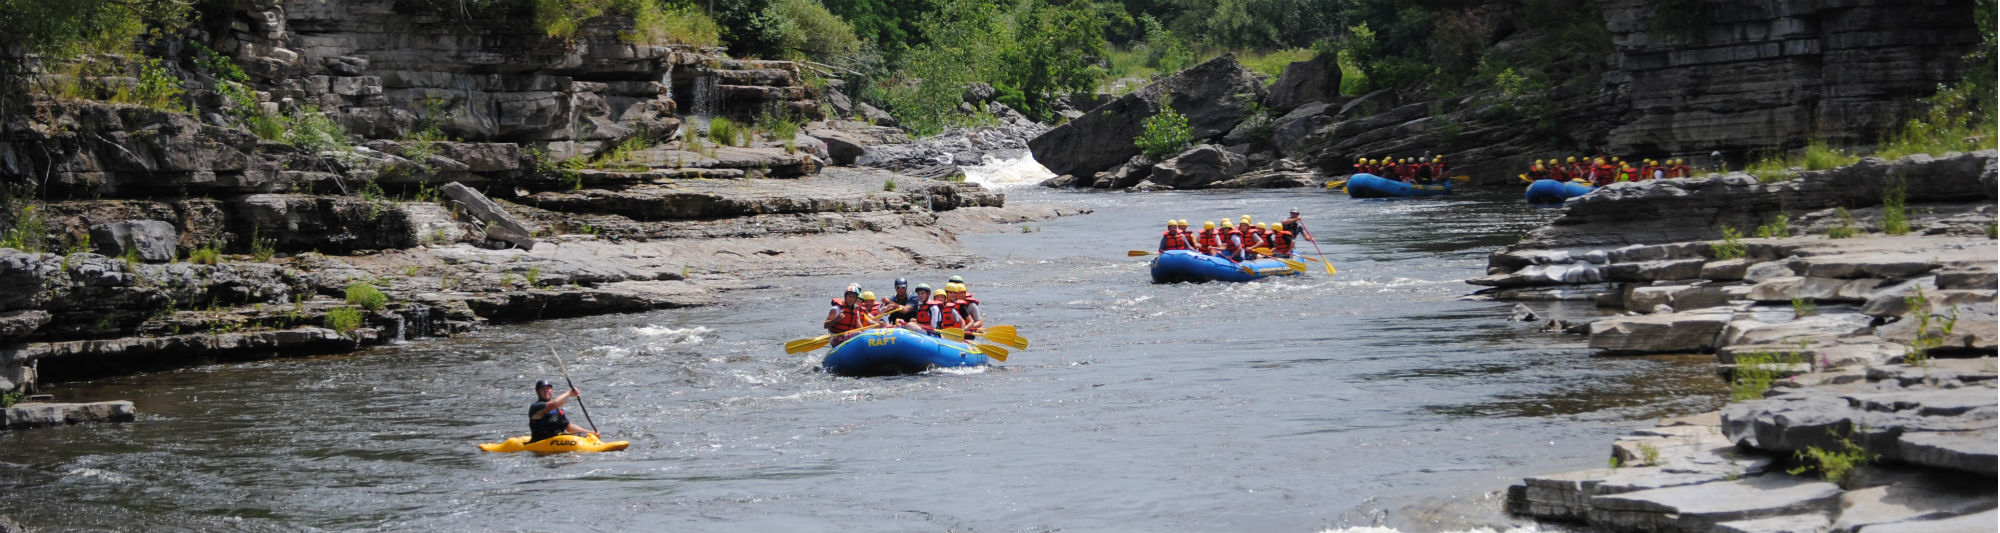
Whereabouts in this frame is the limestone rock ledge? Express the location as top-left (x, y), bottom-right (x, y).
top-left (2, 401), bottom-right (136, 429)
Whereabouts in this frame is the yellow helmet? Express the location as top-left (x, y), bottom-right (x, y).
top-left (1612, 156), bottom-right (1622, 162)
top-left (1167, 220), bottom-right (1177, 226)
top-left (860, 291), bottom-right (877, 301)
top-left (944, 282), bottom-right (966, 293)
top-left (1596, 158), bottom-right (1607, 164)
top-left (1178, 219), bottom-right (1190, 227)
top-left (1566, 156), bottom-right (1577, 163)
top-left (1534, 159), bottom-right (1543, 165)
top-left (1357, 157), bottom-right (1365, 163)
top-left (1240, 215), bottom-right (1252, 221)
top-left (1433, 155), bottom-right (1442, 161)
top-left (1203, 221), bottom-right (1216, 229)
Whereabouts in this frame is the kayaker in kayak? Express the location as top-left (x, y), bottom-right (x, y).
top-left (530, 379), bottom-right (596, 442)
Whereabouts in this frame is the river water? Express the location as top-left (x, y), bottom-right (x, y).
top-left (0, 183), bottom-right (1728, 532)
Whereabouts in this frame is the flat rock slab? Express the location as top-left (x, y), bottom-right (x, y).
top-left (1833, 480), bottom-right (1998, 533)
top-left (1589, 474), bottom-right (1841, 533)
top-left (1590, 308), bottom-right (1733, 354)
top-left (1714, 513), bottom-right (1833, 533)
top-left (1514, 466), bottom-right (1730, 522)
top-left (2, 401), bottom-right (136, 429)
top-left (1855, 508), bottom-right (1997, 533)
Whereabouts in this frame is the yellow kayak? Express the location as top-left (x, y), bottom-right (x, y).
top-left (477, 434), bottom-right (630, 454)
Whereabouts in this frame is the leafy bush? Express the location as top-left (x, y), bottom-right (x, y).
top-left (115, 57), bottom-right (185, 112)
top-left (1786, 430), bottom-right (1877, 484)
top-left (1825, 207), bottom-right (1857, 239)
top-left (288, 106), bottom-right (351, 154)
top-left (622, 0), bottom-right (723, 46)
top-left (1881, 176), bottom-right (1910, 235)
top-left (1755, 214), bottom-right (1790, 239)
top-left (1135, 100), bottom-right (1193, 160)
top-left (705, 117), bottom-right (744, 146)
top-left (1710, 226), bottom-right (1746, 260)
top-left (1731, 349), bottom-right (1802, 401)
top-left (187, 244), bottom-right (221, 265)
top-left (1, 204), bottom-right (49, 253)
top-left (773, 0), bottom-right (862, 59)
top-left (525, 266), bottom-right (543, 287)
top-left (324, 307), bottom-right (364, 334)
top-left (345, 282), bottom-right (387, 311)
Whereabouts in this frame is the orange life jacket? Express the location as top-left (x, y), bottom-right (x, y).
top-left (912, 298), bottom-right (941, 330)
top-left (828, 298), bottom-right (867, 332)
top-left (1271, 229), bottom-right (1295, 255)
top-left (1160, 230), bottom-right (1190, 251)
top-left (934, 297), bottom-right (965, 330)
top-left (1198, 229), bottom-right (1220, 251)
top-left (1222, 228), bottom-right (1244, 252)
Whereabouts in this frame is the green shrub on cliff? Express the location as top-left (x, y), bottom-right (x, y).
top-left (1, 203), bottom-right (49, 253)
top-left (345, 282), bottom-right (388, 311)
top-left (187, 244), bottom-right (221, 265)
top-left (1135, 100), bottom-right (1192, 160)
top-left (536, 0), bottom-right (721, 46)
top-left (1710, 226), bottom-right (1745, 260)
top-left (1729, 349), bottom-right (1801, 401)
top-left (324, 307), bottom-right (364, 334)
top-left (1786, 429), bottom-right (1876, 484)
top-left (1881, 177), bottom-right (1910, 236)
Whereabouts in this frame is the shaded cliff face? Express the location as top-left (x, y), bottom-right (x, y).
top-left (1596, 0), bottom-right (1985, 159)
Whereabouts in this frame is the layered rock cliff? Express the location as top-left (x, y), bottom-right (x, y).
top-left (0, 0), bottom-right (1006, 388)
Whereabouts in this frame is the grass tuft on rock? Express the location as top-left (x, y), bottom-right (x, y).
top-left (345, 282), bottom-right (388, 311)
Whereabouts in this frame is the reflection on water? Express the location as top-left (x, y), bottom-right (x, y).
top-left (0, 188), bottom-right (1727, 532)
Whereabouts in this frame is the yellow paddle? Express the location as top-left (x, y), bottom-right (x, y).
top-left (1250, 248), bottom-right (1309, 272)
top-left (942, 326), bottom-right (1029, 350)
top-left (782, 313), bottom-right (883, 354)
top-left (1451, 175), bottom-right (1471, 183)
top-left (1518, 173), bottom-right (1534, 183)
top-left (1296, 223), bottom-right (1337, 275)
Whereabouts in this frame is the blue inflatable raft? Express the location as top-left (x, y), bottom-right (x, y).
top-left (1150, 250), bottom-right (1301, 283)
top-left (1344, 173), bottom-right (1452, 198)
top-left (1525, 179), bottom-right (1594, 204)
top-left (821, 327), bottom-right (990, 377)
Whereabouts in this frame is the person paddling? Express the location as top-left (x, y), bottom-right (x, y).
top-left (530, 379), bottom-right (596, 443)
top-left (824, 284), bottom-right (873, 345)
top-left (902, 284), bottom-right (945, 335)
top-left (1198, 221), bottom-right (1221, 255)
top-left (1158, 220), bottom-right (1190, 253)
top-left (1268, 223), bottom-right (1296, 258)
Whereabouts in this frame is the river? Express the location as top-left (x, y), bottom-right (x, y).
top-left (0, 183), bottom-right (1728, 532)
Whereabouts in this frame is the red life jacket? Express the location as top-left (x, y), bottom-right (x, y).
top-left (828, 298), bottom-right (867, 331)
top-left (1271, 230), bottom-right (1295, 255)
top-left (1198, 229), bottom-right (1220, 250)
top-left (1222, 228), bottom-right (1244, 252)
top-left (934, 297), bottom-right (965, 329)
top-left (913, 299), bottom-right (940, 329)
top-left (1160, 230), bottom-right (1189, 251)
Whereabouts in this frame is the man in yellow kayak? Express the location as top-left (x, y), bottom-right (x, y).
top-left (530, 379), bottom-right (596, 443)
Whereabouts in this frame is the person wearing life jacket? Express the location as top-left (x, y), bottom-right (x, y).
top-left (1528, 159), bottom-right (1549, 181)
top-left (1618, 163), bottom-right (1638, 183)
top-left (824, 284), bottom-right (872, 338)
top-left (1352, 157), bottom-right (1367, 176)
top-left (1258, 223), bottom-right (1277, 254)
top-left (902, 284), bottom-right (944, 334)
top-left (1197, 221), bottom-right (1221, 255)
top-left (1236, 216), bottom-right (1263, 257)
top-left (941, 281), bottom-right (981, 337)
top-left (1158, 220), bottom-right (1188, 253)
top-left (1413, 158), bottom-right (1435, 183)
top-left (1432, 155), bottom-right (1447, 180)
top-left (1280, 208), bottom-right (1303, 236)
top-left (1564, 156), bottom-right (1583, 181)
top-left (1590, 158), bottom-right (1617, 187)
top-left (529, 379), bottom-right (595, 443)
top-left (1268, 222), bottom-right (1296, 258)
top-left (1220, 220), bottom-right (1247, 262)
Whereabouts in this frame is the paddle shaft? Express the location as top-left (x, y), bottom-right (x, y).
top-left (1299, 223), bottom-right (1335, 274)
top-left (551, 349), bottom-right (599, 435)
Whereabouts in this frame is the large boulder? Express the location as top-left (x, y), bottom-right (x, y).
top-left (1265, 54), bottom-right (1341, 112)
top-left (89, 220), bottom-right (179, 263)
top-left (1148, 145), bottom-right (1248, 189)
top-left (1027, 55), bottom-right (1267, 179)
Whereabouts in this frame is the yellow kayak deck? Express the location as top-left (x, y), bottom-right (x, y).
top-left (477, 434), bottom-right (630, 454)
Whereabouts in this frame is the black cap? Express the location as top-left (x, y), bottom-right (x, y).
top-left (535, 379), bottom-right (553, 389)
top-left (894, 278), bottom-right (907, 287)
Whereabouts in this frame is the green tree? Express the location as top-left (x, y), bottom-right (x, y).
top-left (1010, 0), bottom-right (1105, 118)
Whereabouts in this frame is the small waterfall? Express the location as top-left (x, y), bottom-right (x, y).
top-left (661, 63), bottom-right (674, 104)
top-left (690, 69), bottom-right (720, 120)
top-left (386, 314), bottom-right (407, 344)
top-left (406, 306), bottom-right (433, 340)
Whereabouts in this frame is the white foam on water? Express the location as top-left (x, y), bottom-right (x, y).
top-left (630, 325), bottom-right (711, 346)
top-left (64, 467), bottom-right (129, 484)
top-left (961, 151), bottom-right (1056, 189)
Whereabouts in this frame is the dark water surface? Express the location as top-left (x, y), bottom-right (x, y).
top-left (0, 187), bottom-right (1727, 532)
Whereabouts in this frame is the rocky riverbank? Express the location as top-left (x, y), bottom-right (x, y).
top-left (0, 0), bottom-right (1097, 413)
top-left (1479, 152), bottom-right (1997, 532)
